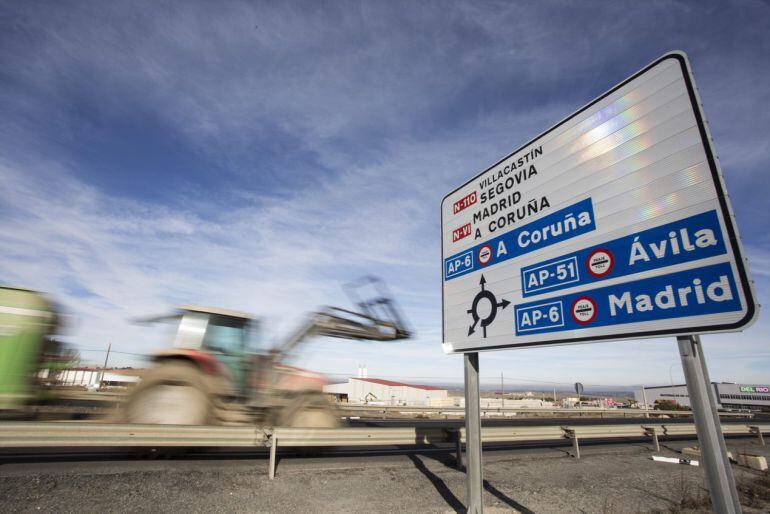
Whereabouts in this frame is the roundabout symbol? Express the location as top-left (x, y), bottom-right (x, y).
top-left (467, 274), bottom-right (510, 338)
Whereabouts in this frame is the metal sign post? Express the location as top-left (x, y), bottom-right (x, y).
top-left (464, 352), bottom-right (483, 513)
top-left (677, 335), bottom-right (741, 514)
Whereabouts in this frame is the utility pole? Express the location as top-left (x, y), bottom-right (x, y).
top-left (98, 343), bottom-right (111, 390)
top-left (500, 372), bottom-right (504, 411)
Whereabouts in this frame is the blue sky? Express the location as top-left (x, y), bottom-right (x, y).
top-left (1, 1), bottom-right (769, 388)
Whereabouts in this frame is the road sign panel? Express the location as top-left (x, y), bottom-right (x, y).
top-left (441, 51), bottom-right (757, 353)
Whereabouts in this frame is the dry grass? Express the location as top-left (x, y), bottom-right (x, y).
top-left (737, 469), bottom-right (770, 509)
top-left (650, 465), bottom-right (770, 512)
top-left (649, 470), bottom-right (710, 514)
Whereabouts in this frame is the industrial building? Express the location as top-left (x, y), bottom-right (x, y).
top-left (472, 398), bottom-right (552, 409)
top-left (38, 367), bottom-right (140, 388)
top-left (323, 377), bottom-right (449, 406)
top-left (635, 383), bottom-right (770, 411)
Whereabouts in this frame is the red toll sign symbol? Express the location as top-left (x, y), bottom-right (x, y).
top-left (571, 296), bottom-right (597, 325)
top-left (478, 244), bottom-right (493, 266)
top-left (586, 248), bottom-right (614, 278)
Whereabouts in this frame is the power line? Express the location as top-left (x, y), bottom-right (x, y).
top-left (74, 348), bottom-right (147, 357)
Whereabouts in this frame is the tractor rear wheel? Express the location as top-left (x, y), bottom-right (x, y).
top-left (125, 360), bottom-right (212, 425)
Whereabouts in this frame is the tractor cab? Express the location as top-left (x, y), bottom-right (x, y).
top-left (143, 305), bottom-right (259, 393)
top-left (173, 305), bottom-right (257, 354)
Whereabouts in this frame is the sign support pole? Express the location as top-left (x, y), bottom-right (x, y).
top-left (677, 335), bottom-right (741, 514)
top-left (464, 352), bottom-right (483, 513)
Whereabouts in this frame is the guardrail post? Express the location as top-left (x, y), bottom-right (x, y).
top-left (644, 426), bottom-right (660, 452)
top-left (268, 434), bottom-right (277, 480)
top-left (563, 428), bottom-right (580, 459)
top-left (454, 429), bottom-right (463, 468)
top-left (562, 428), bottom-right (578, 459)
top-left (749, 426), bottom-right (765, 447)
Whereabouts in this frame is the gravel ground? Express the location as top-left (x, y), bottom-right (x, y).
top-left (1, 438), bottom-right (769, 513)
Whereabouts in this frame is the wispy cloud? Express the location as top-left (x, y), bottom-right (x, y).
top-left (1, 0), bottom-right (769, 385)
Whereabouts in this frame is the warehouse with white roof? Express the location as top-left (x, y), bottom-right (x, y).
top-left (324, 377), bottom-right (449, 406)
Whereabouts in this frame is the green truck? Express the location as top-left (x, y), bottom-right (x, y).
top-left (0, 286), bottom-right (60, 410)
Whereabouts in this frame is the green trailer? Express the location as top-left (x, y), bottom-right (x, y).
top-left (0, 287), bottom-right (58, 410)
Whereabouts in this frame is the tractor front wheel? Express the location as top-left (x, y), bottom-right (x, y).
top-left (124, 360), bottom-right (212, 425)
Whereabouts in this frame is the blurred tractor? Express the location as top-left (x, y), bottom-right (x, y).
top-left (124, 277), bottom-right (411, 426)
top-left (0, 286), bottom-right (62, 411)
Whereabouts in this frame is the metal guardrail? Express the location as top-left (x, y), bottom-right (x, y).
top-left (338, 405), bottom-right (751, 417)
top-left (475, 426), bottom-right (565, 443)
top-left (0, 422), bottom-right (267, 447)
top-left (269, 426), bottom-right (449, 447)
top-left (265, 423), bottom-right (769, 478)
top-left (1, 422), bottom-right (767, 479)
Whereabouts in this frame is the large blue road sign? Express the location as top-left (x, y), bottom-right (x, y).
top-left (440, 51), bottom-right (757, 353)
